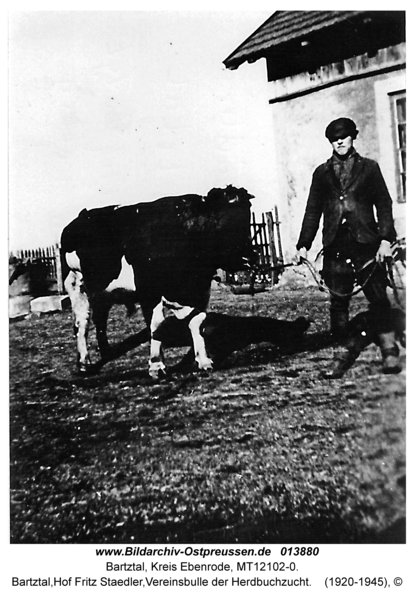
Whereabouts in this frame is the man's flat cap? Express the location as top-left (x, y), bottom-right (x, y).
top-left (325, 118), bottom-right (359, 142)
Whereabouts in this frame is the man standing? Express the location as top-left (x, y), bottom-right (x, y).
top-left (296, 117), bottom-right (401, 374)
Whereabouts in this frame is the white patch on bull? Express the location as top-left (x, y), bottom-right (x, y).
top-left (188, 311), bottom-right (213, 371)
top-left (64, 270), bottom-right (91, 368)
top-left (150, 301), bottom-right (165, 333)
top-left (105, 256), bottom-right (136, 292)
top-left (160, 297), bottom-right (213, 371)
top-left (65, 251), bottom-right (82, 272)
top-left (161, 296), bottom-right (193, 319)
top-left (149, 301), bottom-right (167, 378)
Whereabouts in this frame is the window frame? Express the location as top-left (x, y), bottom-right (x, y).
top-left (389, 90), bottom-right (406, 203)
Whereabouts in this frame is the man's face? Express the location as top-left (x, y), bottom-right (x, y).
top-left (331, 135), bottom-right (354, 156)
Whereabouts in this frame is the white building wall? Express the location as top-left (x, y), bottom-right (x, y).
top-left (267, 47), bottom-right (406, 261)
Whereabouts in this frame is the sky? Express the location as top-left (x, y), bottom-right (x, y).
top-left (8, 9), bottom-right (280, 252)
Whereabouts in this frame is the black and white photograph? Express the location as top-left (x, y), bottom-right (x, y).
top-left (6, 3), bottom-right (409, 589)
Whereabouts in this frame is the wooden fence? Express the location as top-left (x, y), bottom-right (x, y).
top-left (10, 206), bottom-right (285, 295)
top-left (250, 206), bottom-right (284, 285)
top-left (225, 206), bottom-right (285, 287)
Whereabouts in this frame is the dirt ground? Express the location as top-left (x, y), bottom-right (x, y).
top-left (9, 286), bottom-right (406, 544)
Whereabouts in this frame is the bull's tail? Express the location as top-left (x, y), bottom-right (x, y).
top-left (60, 245), bottom-right (71, 286)
top-left (60, 210), bottom-right (90, 282)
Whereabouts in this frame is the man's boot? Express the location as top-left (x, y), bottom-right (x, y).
top-left (324, 326), bottom-right (370, 379)
top-left (378, 331), bottom-right (402, 374)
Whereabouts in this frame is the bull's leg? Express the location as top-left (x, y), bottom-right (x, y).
top-left (162, 298), bottom-right (213, 371)
top-left (64, 271), bottom-right (91, 373)
top-left (149, 301), bottom-right (167, 379)
top-left (187, 311), bottom-right (213, 371)
top-left (90, 298), bottom-right (111, 360)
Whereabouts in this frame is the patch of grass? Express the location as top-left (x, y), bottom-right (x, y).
top-left (9, 289), bottom-right (405, 543)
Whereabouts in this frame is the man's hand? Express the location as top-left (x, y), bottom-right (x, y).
top-left (376, 240), bottom-right (393, 263)
top-left (294, 247), bottom-right (308, 265)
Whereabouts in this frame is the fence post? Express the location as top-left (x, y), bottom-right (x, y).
top-left (274, 205), bottom-right (284, 265)
top-left (265, 211), bottom-right (278, 285)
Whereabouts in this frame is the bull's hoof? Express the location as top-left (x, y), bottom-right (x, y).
top-left (197, 358), bottom-right (214, 371)
top-left (77, 363), bottom-right (94, 376)
top-left (149, 361), bottom-right (167, 379)
top-left (149, 369), bottom-right (168, 380)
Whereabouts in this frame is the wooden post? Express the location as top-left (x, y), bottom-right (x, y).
top-left (257, 217), bottom-right (263, 263)
top-left (250, 212), bottom-right (256, 243)
top-left (274, 204), bottom-right (284, 264)
top-left (261, 213), bottom-right (270, 266)
top-left (266, 211), bottom-right (278, 285)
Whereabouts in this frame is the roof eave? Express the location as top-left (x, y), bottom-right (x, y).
top-left (224, 49), bottom-right (268, 70)
top-left (223, 11), bottom-right (278, 70)
top-left (223, 10), bottom-right (369, 71)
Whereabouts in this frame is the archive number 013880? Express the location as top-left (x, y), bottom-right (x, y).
top-left (281, 547), bottom-right (320, 556)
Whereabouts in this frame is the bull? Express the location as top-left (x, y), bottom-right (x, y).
top-left (61, 185), bottom-right (255, 377)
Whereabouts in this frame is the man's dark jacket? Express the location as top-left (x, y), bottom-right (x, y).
top-left (297, 152), bottom-right (396, 250)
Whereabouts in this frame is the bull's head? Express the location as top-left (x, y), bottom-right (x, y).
top-left (205, 185), bottom-right (256, 272)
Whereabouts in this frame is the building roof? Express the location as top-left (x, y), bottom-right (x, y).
top-left (224, 10), bottom-right (372, 70)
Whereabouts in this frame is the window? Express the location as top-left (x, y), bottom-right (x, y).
top-left (391, 92), bottom-right (406, 202)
